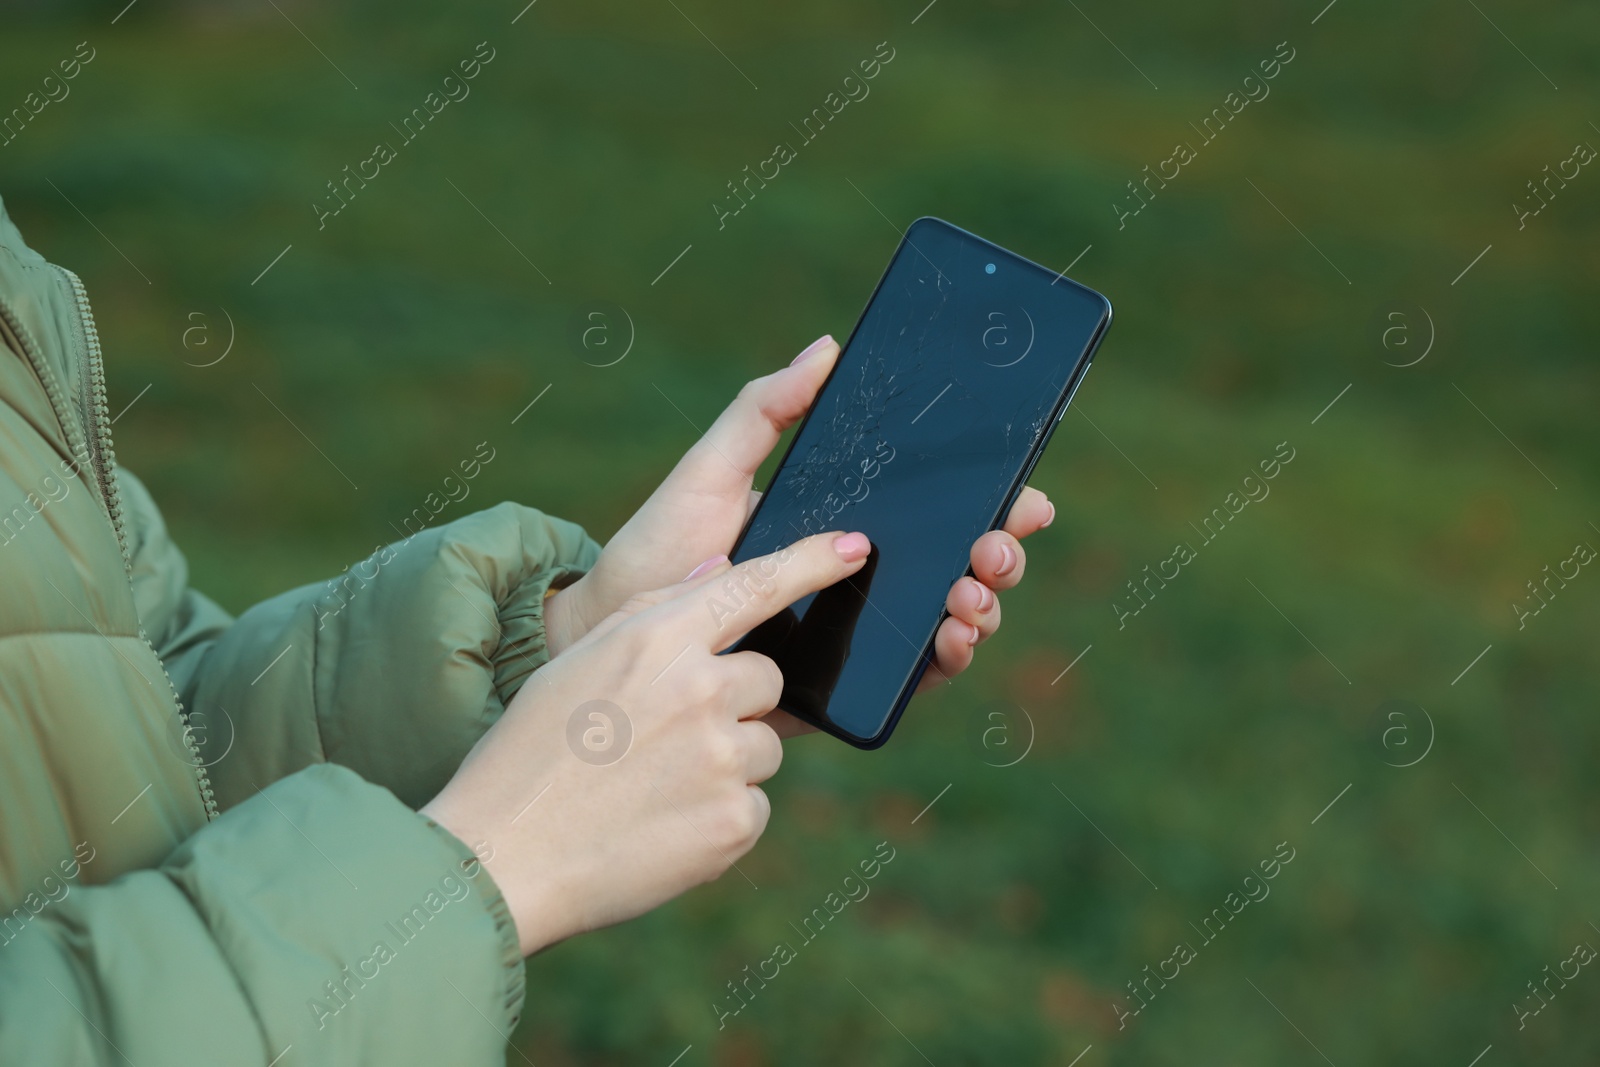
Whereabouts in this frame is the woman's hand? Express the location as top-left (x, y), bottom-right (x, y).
top-left (543, 335), bottom-right (1056, 716)
top-left (422, 531), bottom-right (872, 956)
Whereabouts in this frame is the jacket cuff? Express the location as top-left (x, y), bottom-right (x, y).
top-left (159, 763), bottom-right (525, 1062)
top-left (489, 557), bottom-right (594, 705)
top-left (185, 503), bottom-right (602, 812)
top-left (420, 815), bottom-right (528, 1031)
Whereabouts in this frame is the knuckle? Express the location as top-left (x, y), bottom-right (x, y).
top-left (714, 661), bottom-right (744, 696)
top-left (741, 789), bottom-right (770, 843)
top-left (686, 664), bottom-right (724, 709)
top-left (741, 562), bottom-right (781, 605)
top-left (757, 726), bottom-right (783, 773)
top-left (705, 801), bottom-right (747, 851)
top-left (703, 730), bottom-right (742, 777)
top-left (713, 793), bottom-right (761, 849)
top-left (755, 656), bottom-right (784, 707)
top-left (731, 811), bottom-right (759, 848)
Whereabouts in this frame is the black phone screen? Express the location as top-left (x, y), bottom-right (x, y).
top-left (728, 217), bottom-right (1111, 747)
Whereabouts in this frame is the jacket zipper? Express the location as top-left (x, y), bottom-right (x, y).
top-left (61, 267), bottom-right (220, 823)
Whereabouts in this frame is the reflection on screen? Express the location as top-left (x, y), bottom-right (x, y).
top-left (730, 219), bottom-right (1109, 744)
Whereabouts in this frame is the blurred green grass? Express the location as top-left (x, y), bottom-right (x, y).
top-left (4, 0), bottom-right (1599, 1063)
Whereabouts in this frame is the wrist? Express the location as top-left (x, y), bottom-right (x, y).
top-left (544, 578), bottom-right (586, 658)
top-left (421, 795), bottom-right (572, 957)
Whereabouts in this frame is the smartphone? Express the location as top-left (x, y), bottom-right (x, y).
top-left (727, 217), bottom-right (1112, 748)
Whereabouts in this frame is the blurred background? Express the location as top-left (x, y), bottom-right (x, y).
top-left (4, 0), bottom-right (1598, 1062)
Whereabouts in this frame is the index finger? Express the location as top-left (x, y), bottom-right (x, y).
top-left (676, 530), bottom-right (871, 651)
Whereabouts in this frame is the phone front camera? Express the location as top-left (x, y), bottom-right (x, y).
top-left (985, 263), bottom-right (996, 274)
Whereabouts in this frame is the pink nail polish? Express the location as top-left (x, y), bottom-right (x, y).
top-left (967, 622), bottom-right (981, 646)
top-left (975, 582), bottom-right (995, 613)
top-left (791, 334), bottom-right (834, 366)
top-left (682, 555), bottom-right (727, 581)
top-left (994, 543), bottom-right (1017, 577)
top-left (833, 532), bottom-right (870, 561)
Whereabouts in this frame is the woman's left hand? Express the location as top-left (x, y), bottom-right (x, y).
top-left (543, 334), bottom-right (1056, 732)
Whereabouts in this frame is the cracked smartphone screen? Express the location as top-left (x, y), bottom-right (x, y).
top-left (728, 217), bottom-right (1111, 747)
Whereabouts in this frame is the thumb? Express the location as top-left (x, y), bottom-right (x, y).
top-left (685, 335), bottom-right (840, 482)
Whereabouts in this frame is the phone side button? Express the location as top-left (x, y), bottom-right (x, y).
top-left (1056, 360), bottom-right (1094, 422)
top-left (1019, 450), bottom-right (1043, 488)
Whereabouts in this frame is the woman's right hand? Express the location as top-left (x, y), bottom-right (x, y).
top-left (420, 530), bottom-right (873, 956)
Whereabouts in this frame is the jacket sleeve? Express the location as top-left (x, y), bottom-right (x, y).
top-left (0, 763), bottom-right (527, 1065)
top-left (117, 469), bottom-right (603, 811)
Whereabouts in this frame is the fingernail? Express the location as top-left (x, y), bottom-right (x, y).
top-left (682, 554), bottom-right (727, 582)
top-left (833, 531), bottom-right (870, 562)
top-left (995, 543), bottom-right (1017, 577)
top-left (791, 334), bottom-right (834, 366)
top-left (967, 622), bottom-right (981, 646)
top-left (1041, 501), bottom-right (1056, 529)
top-left (974, 582), bottom-right (995, 613)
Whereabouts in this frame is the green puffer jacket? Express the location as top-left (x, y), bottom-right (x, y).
top-left (0, 193), bottom-right (601, 1064)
